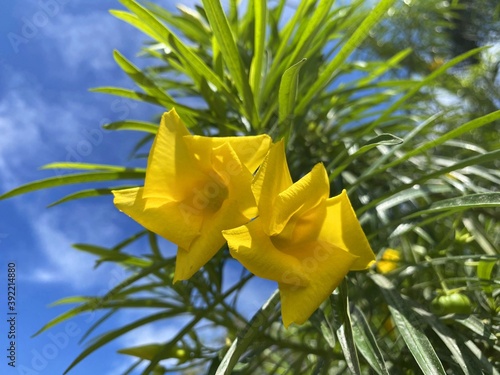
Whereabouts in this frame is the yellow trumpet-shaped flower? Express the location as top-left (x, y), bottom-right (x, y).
top-left (222, 141), bottom-right (375, 327)
top-left (376, 248), bottom-right (400, 274)
top-left (112, 109), bottom-right (271, 282)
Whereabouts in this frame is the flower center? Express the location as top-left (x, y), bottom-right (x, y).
top-left (184, 177), bottom-right (228, 215)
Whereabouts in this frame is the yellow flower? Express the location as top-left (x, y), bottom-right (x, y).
top-left (222, 141), bottom-right (375, 327)
top-left (112, 109), bottom-right (271, 282)
top-left (376, 248), bottom-right (400, 274)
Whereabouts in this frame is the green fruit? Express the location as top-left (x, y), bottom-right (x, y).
top-left (431, 293), bottom-right (472, 315)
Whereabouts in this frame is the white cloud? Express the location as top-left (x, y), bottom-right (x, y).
top-left (0, 66), bottom-right (102, 191)
top-left (26, 201), bottom-right (126, 289)
top-left (42, 11), bottom-right (140, 74)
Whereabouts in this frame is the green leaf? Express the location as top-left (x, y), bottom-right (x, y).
top-left (47, 188), bottom-right (129, 208)
top-left (404, 193), bottom-right (500, 220)
top-left (351, 306), bottom-right (389, 375)
top-left (371, 274), bottom-right (446, 375)
top-left (360, 149), bottom-right (500, 215)
top-left (412, 306), bottom-right (475, 375)
top-left (216, 290), bottom-right (279, 374)
top-left (34, 259), bottom-right (172, 337)
top-left (279, 59), bottom-right (307, 124)
top-left (357, 48), bottom-right (412, 87)
top-left (118, 344), bottom-right (165, 361)
top-left (477, 258), bottom-right (498, 296)
top-left (118, 0), bottom-right (233, 108)
top-left (103, 120), bottom-right (159, 133)
top-left (283, 0), bottom-right (335, 69)
top-left (360, 47), bottom-right (488, 136)
top-left (296, 0), bottom-right (396, 114)
top-left (72, 244), bottom-right (153, 268)
top-left (0, 171), bottom-right (145, 200)
top-left (41, 163), bottom-right (131, 171)
top-left (349, 112), bottom-right (444, 192)
top-left (63, 310), bottom-right (181, 374)
top-left (90, 86), bottom-right (164, 107)
top-left (112, 50), bottom-right (197, 126)
top-left (384, 109), bottom-right (500, 171)
top-left (249, 0), bottom-right (267, 100)
top-left (110, 9), bottom-right (157, 41)
top-left (454, 315), bottom-right (497, 342)
top-left (329, 133), bottom-right (403, 180)
top-left (310, 309), bottom-right (336, 349)
top-left (331, 280), bottom-right (361, 375)
top-left (201, 0), bottom-right (258, 124)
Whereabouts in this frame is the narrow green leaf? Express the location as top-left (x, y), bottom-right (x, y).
top-left (72, 244), bottom-right (153, 268)
top-left (63, 311), bottom-right (181, 374)
top-left (104, 120), bottom-right (159, 133)
top-left (371, 274), bottom-right (446, 375)
top-left (249, 0), bottom-right (266, 100)
top-left (0, 171), bottom-right (145, 200)
top-left (349, 112), bottom-right (444, 193)
top-left (283, 0), bottom-right (335, 69)
top-left (47, 188), bottom-right (128, 208)
top-left (296, 0), bottom-right (396, 114)
top-left (90, 86), bottom-right (164, 106)
top-left (145, 2), bottom-right (211, 45)
top-left (33, 302), bottom-right (96, 337)
top-left (477, 258), bottom-right (498, 296)
top-left (454, 315), bottom-right (497, 341)
top-left (201, 0), bottom-right (258, 124)
top-left (412, 306), bottom-right (474, 375)
top-left (310, 309), bottom-right (336, 349)
top-left (332, 280), bottom-right (361, 375)
top-left (41, 163), bottom-right (131, 171)
top-left (351, 306), bottom-right (389, 375)
top-left (384, 109), bottom-right (500, 171)
top-left (119, 0), bottom-right (233, 106)
top-left (270, 0), bottom-right (315, 77)
top-left (279, 59), bottom-right (307, 124)
top-left (216, 290), bottom-right (279, 374)
top-left (404, 193), bottom-right (500, 220)
top-left (360, 149), bottom-right (500, 215)
top-left (110, 9), bottom-right (157, 41)
top-left (329, 133), bottom-right (403, 180)
top-left (361, 47), bottom-right (489, 136)
top-left (113, 50), bottom-right (198, 126)
top-left (463, 216), bottom-right (497, 256)
top-left (357, 48), bottom-right (412, 87)
top-left (35, 259), bottom-right (172, 337)
top-left (118, 344), bottom-right (166, 361)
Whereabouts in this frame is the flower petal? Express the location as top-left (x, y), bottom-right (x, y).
top-left (321, 190), bottom-right (375, 270)
top-left (252, 140), bottom-right (293, 231)
top-left (210, 142), bottom-right (257, 219)
top-left (174, 198), bottom-right (249, 282)
top-left (270, 163), bottom-right (329, 237)
top-left (143, 109), bottom-right (206, 204)
top-left (279, 241), bottom-right (358, 327)
top-left (183, 134), bottom-right (272, 174)
top-left (223, 218), bottom-right (310, 287)
top-left (112, 187), bottom-right (202, 250)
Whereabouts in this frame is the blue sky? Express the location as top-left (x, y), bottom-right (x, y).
top-left (0, 1), bottom-right (274, 374)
